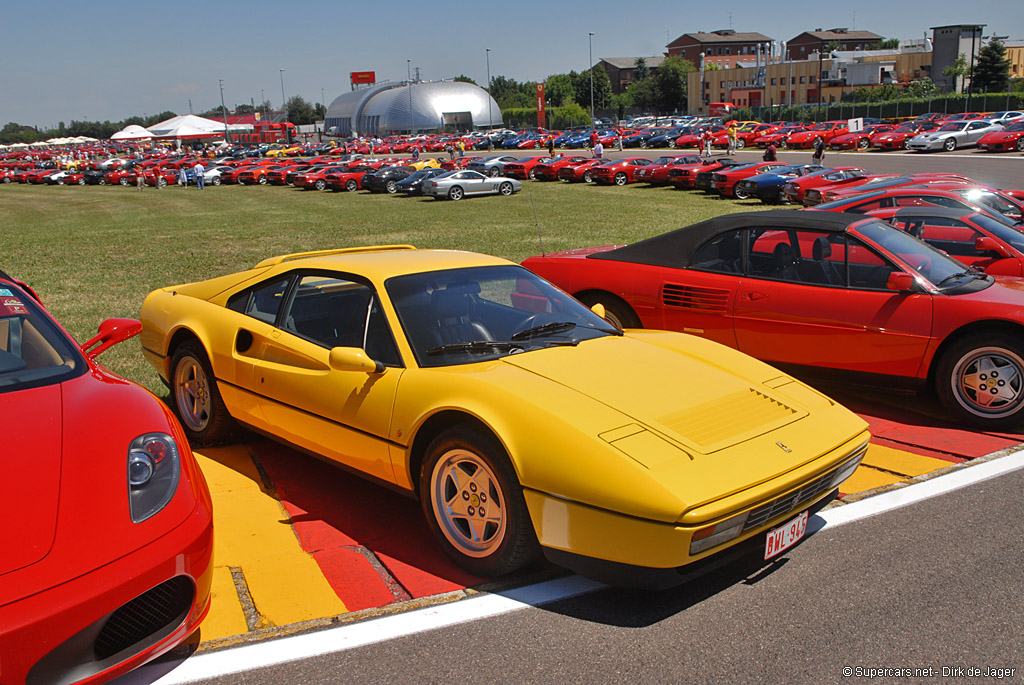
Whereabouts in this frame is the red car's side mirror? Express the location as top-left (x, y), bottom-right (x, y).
top-left (886, 272), bottom-right (917, 292)
top-left (975, 236), bottom-right (1011, 257)
top-left (82, 318), bottom-right (142, 360)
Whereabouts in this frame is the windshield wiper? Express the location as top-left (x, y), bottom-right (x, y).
top-left (936, 268), bottom-right (986, 287)
top-left (427, 340), bottom-right (524, 355)
top-left (511, 321), bottom-right (577, 340)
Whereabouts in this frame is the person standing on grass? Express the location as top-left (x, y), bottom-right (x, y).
top-left (193, 161), bottom-right (205, 190)
top-left (136, 168), bottom-right (145, 191)
top-left (178, 165), bottom-right (188, 188)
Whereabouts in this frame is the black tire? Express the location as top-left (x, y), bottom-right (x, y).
top-left (935, 333), bottom-right (1024, 429)
top-left (345, 179), bottom-right (358, 192)
top-left (667, 139), bottom-right (677, 149)
top-left (77, 178), bottom-right (85, 185)
top-left (528, 168), bottom-right (536, 180)
top-left (903, 138), bottom-right (913, 150)
top-left (314, 179), bottom-right (326, 190)
top-left (212, 176), bottom-right (221, 186)
top-left (157, 177), bottom-right (167, 188)
top-left (488, 167), bottom-right (500, 177)
top-left (1017, 138), bottom-right (1024, 152)
top-left (119, 177), bottom-right (129, 186)
top-left (385, 180), bottom-right (397, 193)
top-left (420, 424), bottom-right (540, 576)
top-left (857, 138), bottom-right (870, 150)
top-left (258, 175), bottom-right (268, 184)
top-left (735, 138), bottom-right (746, 150)
top-left (498, 181), bottom-right (513, 196)
top-left (614, 172), bottom-right (627, 186)
top-left (170, 340), bottom-right (236, 445)
top-left (639, 139), bottom-right (648, 149)
top-left (735, 186), bottom-right (751, 200)
top-left (448, 185), bottom-right (464, 201)
top-left (98, 178), bottom-right (106, 185)
top-left (944, 138), bottom-right (957, 152)
top-left (583, 170), bottom-right (593, 183)
top-left (577, 292), bottom-right (641, 329)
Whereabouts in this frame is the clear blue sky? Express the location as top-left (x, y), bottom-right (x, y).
top-left (2, 0), bottom-right (1020, 129)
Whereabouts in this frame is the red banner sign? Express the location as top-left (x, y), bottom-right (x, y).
top-left (536, 83), bottom-right (546, 128)
top-left (350, 71), bottom-right (376, 84)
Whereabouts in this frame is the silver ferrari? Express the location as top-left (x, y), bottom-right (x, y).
top-left (421, 170), bottom-right (522, 201)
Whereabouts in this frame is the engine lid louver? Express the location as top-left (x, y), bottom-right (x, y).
top-left (662, 284), bottom-right (729, 313)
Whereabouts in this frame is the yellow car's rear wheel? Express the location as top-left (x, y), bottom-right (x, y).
top-left (421, 424), bottom-right (539, 576)
top-left (171, 341), bottom-right (236, 445)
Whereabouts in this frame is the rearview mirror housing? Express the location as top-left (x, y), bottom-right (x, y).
top-left (886, 272), bottom-right (917, 292)
top-left (329, 346), bottom-right (385, 374)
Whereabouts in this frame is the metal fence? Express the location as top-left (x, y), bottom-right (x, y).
top-left (735, 91), bottom-right (1024, 123)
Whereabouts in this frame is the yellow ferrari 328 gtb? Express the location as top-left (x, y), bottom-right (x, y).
top-left (140, 245), bottom-right (869, 588)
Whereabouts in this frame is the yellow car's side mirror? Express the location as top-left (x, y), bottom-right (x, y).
top-left (329, 346), bottom-right (385, 374)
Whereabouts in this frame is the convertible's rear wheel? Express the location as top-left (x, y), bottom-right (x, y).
top-left (420, 424), bottom-right (539, 576)
top-left (936, 334), bottom-right (1024, 429)
top-left (498, 181), bottom-right (514, 196)
top-left (171, 341), bottom-right (236, 445)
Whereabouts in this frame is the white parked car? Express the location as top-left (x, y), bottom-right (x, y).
top-left (421, 170), bottom-right (522, 201)
top-left (907, 120), bottom-right (1003, 152)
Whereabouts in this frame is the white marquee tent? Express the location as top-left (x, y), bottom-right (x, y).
top-left (110, 125), bottom-right (153, 141)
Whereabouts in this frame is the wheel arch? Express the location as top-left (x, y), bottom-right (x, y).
top-left (926, 319), bottom-right (1024, 388)
top-left (573, 289), bottom-right (642, 326)
top-left (408, 410), bottom-right (509, 500)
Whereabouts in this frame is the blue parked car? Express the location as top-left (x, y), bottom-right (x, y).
top-left (731, 164), bottom-right (824, 203)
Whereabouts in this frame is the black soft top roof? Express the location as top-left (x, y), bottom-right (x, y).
top-left (588, 210), bottom-right (869, 269)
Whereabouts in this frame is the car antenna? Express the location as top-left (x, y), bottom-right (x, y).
top-left (529, 188), bottom-right (546, 256)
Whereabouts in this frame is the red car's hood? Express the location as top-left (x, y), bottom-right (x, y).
top-left (0, 384), bottom-right (61, 576)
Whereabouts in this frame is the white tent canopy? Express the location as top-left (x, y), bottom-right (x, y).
top-left (147, 114), bottom-right (249, 139)
top-left (110, 124), bottom-right (153, 140)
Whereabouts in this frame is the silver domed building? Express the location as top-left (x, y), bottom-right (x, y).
top-left (324, 80), bottom-right (502, 137)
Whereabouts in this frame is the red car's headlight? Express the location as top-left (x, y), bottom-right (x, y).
top-left (128, 432), bottom-right (181, 523)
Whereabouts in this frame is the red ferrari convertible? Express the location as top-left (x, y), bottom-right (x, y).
top-left (523, 210), bottom-right (1024, 429)
top-left (0, 270), bottom-right (213, 683)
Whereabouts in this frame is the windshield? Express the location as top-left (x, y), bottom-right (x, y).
top-left (0, 284), bottom-right (85, 392)
top-left (970, 214), bottom-right (1024, 251)
top-left (953, 189), bottom-right (1023, 222)
top-left (386, 265), bottom-right (619, 368)
top-left (1005, 122), bottom-right (1024, 132)
top-left (938, 123), bottom-right (966, 132)
top-left (854, 220), bottom-right (987, 290)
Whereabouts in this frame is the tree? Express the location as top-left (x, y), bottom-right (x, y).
top-left (234, 103), bottom-right (255, 115)
top-left (285, 95), bottom-right (316, 125)
top-left (627, 76), bottom-right (660, 112)
top-left (943, 53), bottom-right (969, 92)
top-left (489, 75), bottom-right (534, 108)
top-left (544, 73), bottom-right (576, 107)
top-left (453, 74), bottom-right (477, 85)
top-left (633, 57), bottom-right (650, 82)
top-left (653, 55), bottom-right (694, 112)
top-left (972, 38), bottom-right (1011, 92)
top-left (870, 38), bottom-right (901, 50)
top-left (572, 66), bottom-right (612, 112)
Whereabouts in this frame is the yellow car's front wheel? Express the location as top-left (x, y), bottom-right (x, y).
top-left (421, 424), bottom-right (539, 576)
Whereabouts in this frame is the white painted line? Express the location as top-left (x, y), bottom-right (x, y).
top-left (121, 447), bottom-right (1024, 684)
top-left (121, 575), bottom-right (604, 685)
top-left (814, 445), bottom-right (1024, 530)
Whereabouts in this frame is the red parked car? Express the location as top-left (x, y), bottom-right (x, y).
top-left (754, 125), bottom-right (808, 148)
top-left (0, 271), bottom-right (213, 683)
top-left (324, 165), bottom-right (377, 192)
top-left (711, 162), bottom-right (789, 198)
top-left (785, 121), bottom-right (850, 149)
top-left (633, 154), bottom-right (703, 185)
top-left (809, 173), bottom-right (978, 206)
top-left (828, 124), bottom-right (896, 150)
top-left (556, 159), bottom-right (604, 183)
top-left (532, 155), bottom-right (591, 181)
top-left (978, 121), bottom-right (1024, 153)
top-left (810, 186), bottom-right (1023, 227)
top-left (503, 156), bottom-right (554, 180)
top-left (440, 156), bottom-right (483, 170)
top-left (870, 122), bottom-right (940, 150)
top-left (667, 158), bottom-right (732, 190)
top-left (590, 157), bottom-right (655, 185)
top-left (522, 210), bottom-right (1024, 428)
top-left (781, 167), bottom-right (870, 204)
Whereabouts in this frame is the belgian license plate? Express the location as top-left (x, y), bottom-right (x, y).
top-left (764, 510), bottom-right (808, 560)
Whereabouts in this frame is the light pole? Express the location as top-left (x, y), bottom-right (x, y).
top-left (699, 52), bottom-right (705, 114)
top-left (218, 79), bottom-right (230, 144)
top-left (407, 59), bottom-right (414, 135)
top-left (588, 32), bottom-right (595, 126)
top-left (486, 48), bottom-right (492, 130)
top-left (260, 89), bottom-right (265, 116)
top-left (279, 69), bottom-right (287, 123)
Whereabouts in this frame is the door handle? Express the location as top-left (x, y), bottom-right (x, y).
top-left (743, 292), bottom-right (768, 301)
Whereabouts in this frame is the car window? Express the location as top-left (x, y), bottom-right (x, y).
top-left (227, 276), bottom-right (291, 323)
top-left (692, 229), bottom-right (744, 273)
top-left (281, 275), bottom-right (401, 366)
top-left (0, 285), bottom-right (84, 392)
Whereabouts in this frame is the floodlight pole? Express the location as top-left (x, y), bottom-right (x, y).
top-left (280, 69), bottom-right (287, 123)
top-left (589, 32), bottom-right (595, 126)
top-left (486, 48), bottom-right (492, 130)
top-left (219, 79), bottom-right (229, 144)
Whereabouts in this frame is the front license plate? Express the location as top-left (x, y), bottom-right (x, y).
top-left (764, 510), bottom-right (808, 560)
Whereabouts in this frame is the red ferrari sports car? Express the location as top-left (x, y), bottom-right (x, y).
top-left (590, 157), bottom-right (654, 185)
top-left (785, 121), bottom-right (850, 149)
top-left (633, 154), bottom-right (703, 186)
top-left (870, 122), bottom-right (939, 150)
top-left (523, 210), bottom-right (1024, 428)
top-left (812, 185), bottom-right (1024, 227)
top-left (556, 158), bottom-right (603, 183)
top-left (870, 206), bottom-right (1024, 277)
top-left (0, 270), bottom-right (213, 683)
top-left (978, 121), bottom-right (1024, 153)
top-left (667, 158), bottom-right (731, 190)
top-left (531, 155), bottom-right (591, 181)
top-left (502, 156), bottom-right (553, 180)
top-left (781, 167), bottom-right (870, 204)
top-left (711, 161), bottom-right (788, 198)
top-left (828, 124), bottom-right (896, 150)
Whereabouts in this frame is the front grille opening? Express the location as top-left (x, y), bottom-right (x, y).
top-left (94, 576), bottom-right (194, 660)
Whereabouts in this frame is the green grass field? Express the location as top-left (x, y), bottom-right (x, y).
top-left (2, 179), bottom-right (765, 392)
